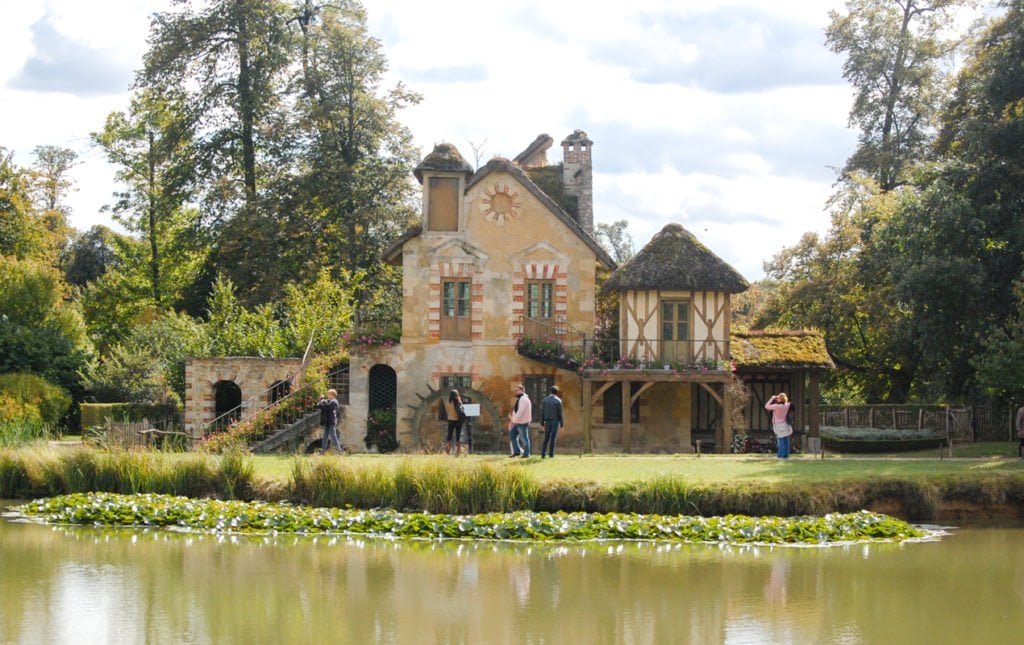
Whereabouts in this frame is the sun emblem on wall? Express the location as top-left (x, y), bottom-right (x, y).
top-left (481, 183), bottom-right (521, 224)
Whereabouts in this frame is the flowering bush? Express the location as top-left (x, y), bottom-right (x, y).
top-left (515, 336), bottom-right (582, 369)
top-left (342, 326), bottom-right (400, 353)
top-left (365, 408), bottom-right (398, 453)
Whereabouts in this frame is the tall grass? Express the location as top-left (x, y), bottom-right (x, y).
top-left (0, 418), bottom-right (50, 448)
top-left (0, 446), bottom-right (254, 500)
top-left (291, 456), bottom-right (538, 513)
top-left (5, 447), bottom-right (1024, 521)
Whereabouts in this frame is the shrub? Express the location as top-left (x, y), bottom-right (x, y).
top-left (0, 372), bottom-right (71, 427)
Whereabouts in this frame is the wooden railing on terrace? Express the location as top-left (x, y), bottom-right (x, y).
top-left (517, 316), bottom-right (730, 372)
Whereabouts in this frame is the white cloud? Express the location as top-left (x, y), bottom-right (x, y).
top-left (1, 0), bottom-right (864, 281)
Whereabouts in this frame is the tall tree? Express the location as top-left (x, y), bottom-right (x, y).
top-left (0, 148), bottom-right (66, 264)
top-left (886, 0), bottom-right (1024, 401)
top-left (285, 0), bottom-right (420, 303)
top-left (93, 90), bottom-right (204, 307)
top-left (0, 148), bottom-right (36, 259)
top-left (29, 145), bottom-right (78, 214)
top-left (139, 0), bottom-right (290, 222)
top-left (826, 0), bottom-right (971, 191)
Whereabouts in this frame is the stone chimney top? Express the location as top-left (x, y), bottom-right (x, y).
top-left (561, 130), bottom-right (593, 234)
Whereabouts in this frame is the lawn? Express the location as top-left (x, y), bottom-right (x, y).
top-left (247, 441), bottom-right (1024, 487)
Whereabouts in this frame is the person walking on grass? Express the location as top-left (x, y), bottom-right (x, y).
top-left (765, 393), bottom-right (793, 459)
top-left (540, 385), bottom-right (564, 458)
top-left (508, 384), bottom-right (532, 457)
top-left (317, 389), bottom-right (341, 454)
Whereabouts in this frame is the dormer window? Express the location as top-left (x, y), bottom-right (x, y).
top-left (427, 177), bottom-right (459, 231)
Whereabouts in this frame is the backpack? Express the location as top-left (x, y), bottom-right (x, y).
top-left (786, 403), bottom-right (797, 426)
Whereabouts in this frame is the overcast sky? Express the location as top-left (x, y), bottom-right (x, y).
top-left (0, 0), bottom-right (860, 280)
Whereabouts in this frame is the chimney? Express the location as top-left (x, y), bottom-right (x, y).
top-left (561, 130), bottom-right (593, 234)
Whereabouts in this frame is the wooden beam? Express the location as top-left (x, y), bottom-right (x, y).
top-left (698, 382), bottom-right (723, 407)
top-left (583, 379), bottom-right (593, 453)
top-left (623, 379), bottom-right (632, 453)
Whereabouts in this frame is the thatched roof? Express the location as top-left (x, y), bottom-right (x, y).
top-left (413, 143), bottom-right (474, 183)
top-left (603, 224), bottom-right (749, 293)
top-left (730, 329), bottom-right (834, 370)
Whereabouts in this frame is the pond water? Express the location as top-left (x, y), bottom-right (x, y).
top-left (2, 502), bottom-right (1023, 644)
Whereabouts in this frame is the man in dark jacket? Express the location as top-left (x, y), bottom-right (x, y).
top-left (317, 389), bottom-right (341, 453)
top-left (539, 385), bottom-right (564, 458)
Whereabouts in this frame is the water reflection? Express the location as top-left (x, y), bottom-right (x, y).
top-left (2, 510), bottom-right (1024, 644)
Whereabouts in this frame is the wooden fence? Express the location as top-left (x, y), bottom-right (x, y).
top-left (820, 402), bottom-right (1014, 443)
top-left (102, 418), bottom-right (190, 449)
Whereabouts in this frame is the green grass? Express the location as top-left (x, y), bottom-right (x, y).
top-left (8, 443), bottom-right (1024, 521)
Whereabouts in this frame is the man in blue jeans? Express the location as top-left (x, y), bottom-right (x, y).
top-left (317, 389), bottom-right (341, 453)
top-left (539, 385), bottom-right (564, 458)
top-left (508, 384), bottom-right (532, 457)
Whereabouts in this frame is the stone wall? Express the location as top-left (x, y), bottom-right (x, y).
top-left (184, 357), bottom-right (302, 436)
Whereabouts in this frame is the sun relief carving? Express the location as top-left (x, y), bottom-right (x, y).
top-left (480, 183), bottom-right (521, 224)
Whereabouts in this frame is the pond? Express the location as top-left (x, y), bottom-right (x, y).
top-left (2, 502), bottom-right (1023, 644)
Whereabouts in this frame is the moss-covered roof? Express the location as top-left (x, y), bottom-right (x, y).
top-left (603, 223), bottom-right (749, 293)
top-left (525, 163), bottom-right (578, 218)
top-left (730, 329), bottom-right (834, 370)
top-left (413, 143), bottom-right (474, 183)
top-left (468, 157), bottom-right (615, 269)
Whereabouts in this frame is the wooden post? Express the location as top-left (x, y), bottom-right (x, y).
top-left (722, 381), bottom-right (732, 454)
top-left (582, 379), bottom-right (592, 454)
top-left (809, 372), bottom-right (821, 438)
top-left (622, 379), bottom-right (633, 453)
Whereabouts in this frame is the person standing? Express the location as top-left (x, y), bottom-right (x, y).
top-left (317, 389), bottom-right (341, 454)
top-left (443, 389), bottom-right (466, 456)
top-left (765, 393), bottom-right (793, 459)
top-left (508, 384), bottom-right (532, 457)
top-left (1016, 404), bottom-right (1024, 458)
top-left (540, 385), bottom-right (564, 458)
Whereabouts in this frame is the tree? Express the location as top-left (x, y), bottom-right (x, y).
top-left (0, 256), bottom-right (93, 400)
top-left (595, 220), bottom-right (636, 264)
top-left (62, 225), bottom-right (123, 288)
top-left (826, 0), bottom-right (972, 191)
top-left (0, 148), bottom-right (37, 259)
top-left (29, 145), bottom-right (78, 214)
top-left (134, 0), bottom-right (419, 307)
top-left (93, 90), bottom-right (206, 307)
top-left (281, 0), bottom-right (420, 305)
top-left (82, 310), bottom-right (204, 405)
top-left (139, 0), bottom-right (290, 218)
top-left (761, 175), bottom-right (920, 402)
top-left (880, 1), bottom-right (1024, 401)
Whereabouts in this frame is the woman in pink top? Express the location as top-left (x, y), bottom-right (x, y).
top-left (765, 393), bottom-right (793, 459)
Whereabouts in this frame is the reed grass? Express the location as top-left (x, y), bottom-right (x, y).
top-left (0, 446), bottom-right (255, 500)
top-left (290, 456), bottom-right (537, 513)
top-left (5, 447), bottom-right (1024, 521)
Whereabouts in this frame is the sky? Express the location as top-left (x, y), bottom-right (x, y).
top-left (0, 0), bottom-right (860, 281)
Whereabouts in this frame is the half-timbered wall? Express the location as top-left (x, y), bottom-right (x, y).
top-left (618, 290), bottom-right (731, 364)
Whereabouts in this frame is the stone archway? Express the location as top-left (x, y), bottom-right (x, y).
top-left (269, 379), bottom-right (291, 404)
top-left (408, 387), bottom-right (503, 452)
top-left (368, 364), bottom-right (398, 451)
top-left (212, 380), bottom-right (242, 428)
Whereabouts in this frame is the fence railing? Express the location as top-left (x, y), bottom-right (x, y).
top-left (517, 317), bottom-right (731, 372)
top-left (201, 367), bottom-right (349, 439)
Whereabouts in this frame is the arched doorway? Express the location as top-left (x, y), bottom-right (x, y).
top-left (212, 380), bottom-right (242, 430)
top-left (367, 364), bottom-right (398, 452)
top-left (269, 379), bottom-right (291, 404)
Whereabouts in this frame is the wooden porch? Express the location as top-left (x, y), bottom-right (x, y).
top-left (579, 368), bottom-right (734, 454)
